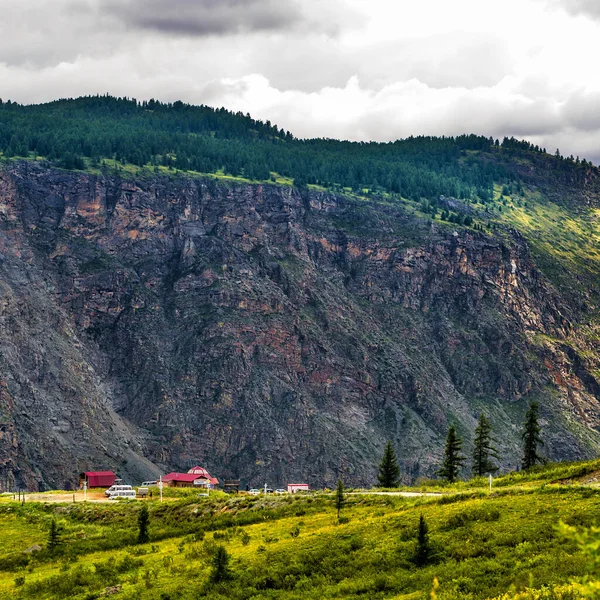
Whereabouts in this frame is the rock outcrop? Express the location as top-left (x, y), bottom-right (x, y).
top-left (1, 162), bottom-right (600, 490)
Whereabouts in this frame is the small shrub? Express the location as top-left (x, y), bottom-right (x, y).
top-left (373, 575), bottom-right (392, 592)
top-left (348, 537), bottom-right (363, 552)
top-left (444, 507), bottom-right (501, 530)
top-left (0, 553), bottom-right (30, 572)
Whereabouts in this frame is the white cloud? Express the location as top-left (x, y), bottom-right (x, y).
top-left (1, 0), bottom-right (600, 163)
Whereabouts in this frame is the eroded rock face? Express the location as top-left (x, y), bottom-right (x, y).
top-left (1, 162), bottom-right (600, 489)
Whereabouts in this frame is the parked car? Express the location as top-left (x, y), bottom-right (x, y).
top-left (109, 490), bottom-right (136, 500)
top-left (248, 488), bottom-right (260, 495)
top-left (105, 484), bottom-right (135, 498)
top-left (140, 481), bottom-right (158, 487)
top-left (263, 488), bottom-right (274, 494)
top-left (274, 489), bottom-right (287, 494)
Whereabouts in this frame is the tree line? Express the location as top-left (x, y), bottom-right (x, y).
top-left (377, 401), bottom-right (544, 487)
top-left (1, 95), bottom-right (594, 205)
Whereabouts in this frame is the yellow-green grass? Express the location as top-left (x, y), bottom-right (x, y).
top-left (3, 464), bottom-right (600, 599)
top-left (496, 190), bottom-right (600, 281)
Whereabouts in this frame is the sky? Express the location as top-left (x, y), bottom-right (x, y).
top-left (2, 0), bottom-right (600, 162)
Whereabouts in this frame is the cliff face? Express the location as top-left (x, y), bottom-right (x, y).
top-left (2, 162), bottom-right (600, 490)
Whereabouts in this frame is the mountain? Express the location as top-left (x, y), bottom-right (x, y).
top-left (1, 96), bottom-right (600, 490)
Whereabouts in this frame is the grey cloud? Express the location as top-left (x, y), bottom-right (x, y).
top-left (99, 0), bottom-right (309, 37)
top-left (0, 0), bottom-right (126, 67)
top-left (554, 0), bottom-right (600, 18)
top-left (562, 92), bottom-right (600, 131)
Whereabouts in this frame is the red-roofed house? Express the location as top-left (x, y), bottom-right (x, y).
top-left (162, 473), bottom-right (201, 487)
top-left (80, 471), bottom-right (117, 488)
top-left (162, 467), bottom-right (219, 488)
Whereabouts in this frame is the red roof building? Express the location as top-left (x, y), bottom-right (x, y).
top-left (80, 471), bottom-right (117, 488)
top-left (162, 472), bottom-right (200, 485)
top-left (162, 468), bottom-right (219, 488)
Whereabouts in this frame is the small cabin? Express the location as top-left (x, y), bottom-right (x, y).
top-left (162, 469), bottom-right (219, 488)
top-left (80, 471), bottom-right (117, 489)
top-left (161, 473), bottom-right (200, 488)
top-left (287, 483), bottom-right (310, 494)
top-left (159, 466), bottom-right (219, 488)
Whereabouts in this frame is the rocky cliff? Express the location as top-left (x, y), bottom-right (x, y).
top-left (2, 162), bottom-right (600, 490)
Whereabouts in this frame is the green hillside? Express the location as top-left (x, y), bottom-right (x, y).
top-left (2, 462), bottom-right (600, 599)
top-left (0, 94), bottom-right (596, 204)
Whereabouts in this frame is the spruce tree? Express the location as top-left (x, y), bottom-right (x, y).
top-left (335, 478), bottom-right (345, 520)
top-left (522, 401), bottom-right (543, 470)
top-left (438, 424), bottom-right (465, 483)
top-left (377, 441), bottom-right (400, 488)
top-left (47, 518), bottom-right (62, 553)
top-left (414, 514), bottom-right (431, 566)
top-left (210, 546), bottom-right (231, 583)
top-left (137, 504), bottom-right (150, 544)
top-left (472, 413), bottom-right (499, 477)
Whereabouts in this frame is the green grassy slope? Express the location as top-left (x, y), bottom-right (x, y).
top-left (2, 462), bottom-right (600, 599)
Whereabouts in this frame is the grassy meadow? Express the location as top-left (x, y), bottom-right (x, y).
top-left (2, 462), bottom-right (600, 599)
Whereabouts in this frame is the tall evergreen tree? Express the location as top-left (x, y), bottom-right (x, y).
top-left (522, 401), bottom-right (544, 470)
top-left (47, 518), bottom-right (62, 553)
top-left (377, 441), bottom-right (400, 488)
top-left (472, 413), bottom-right (499, 477)
top-left (210, 546), bottom-right (231, 583)
top-left (137, 504), bottom-right (150, 544)
top-left (414, 514), bottom-right (431, 567)
top-left (335, 478), bottom-right (345, 520)
top-left (438, 424), bottom-right (465, 483)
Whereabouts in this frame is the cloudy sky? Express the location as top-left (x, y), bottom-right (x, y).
top-left (2, 0), bottom-right (600, 162)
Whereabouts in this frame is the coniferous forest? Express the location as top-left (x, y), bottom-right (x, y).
top-left (0, 95), bottom-right (594, 205)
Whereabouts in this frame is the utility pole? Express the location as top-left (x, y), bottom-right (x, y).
top-left (83, 481), bottom-right (87, 502)
top-left (489, 474), bottom-right (492, 493)
top-left (159, 476), bottom-right (163, 503)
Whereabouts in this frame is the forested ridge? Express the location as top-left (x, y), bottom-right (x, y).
top-left (0, 94), bottom-right (595, 204)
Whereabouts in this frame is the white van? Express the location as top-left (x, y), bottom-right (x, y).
top-left (105, 485), bottom-right (136, 499)
top-left (109, 490), bottom-right (136, 500)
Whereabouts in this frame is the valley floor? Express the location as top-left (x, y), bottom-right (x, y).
top-left (2, 462), bottom-right (600, 599)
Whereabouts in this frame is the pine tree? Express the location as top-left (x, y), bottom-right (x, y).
top-left (47, 518), bottom-right (62, 553)
top-left (210, 546), bottom-right (231, 583)
top-left (137, 504), bottom-right (150, 544)
top-left (438, 425), bottom-right (465, 483)
top-left (472, 413), bottom-right (499, 477)
top-left (522, 401), bottom-right (543, 470)
top-left (414, 514), bottom-right (431, 566)
top-left (335, 478), bottom-right (345, 520)
top-left (377, 441), bottom-right (400, 488)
